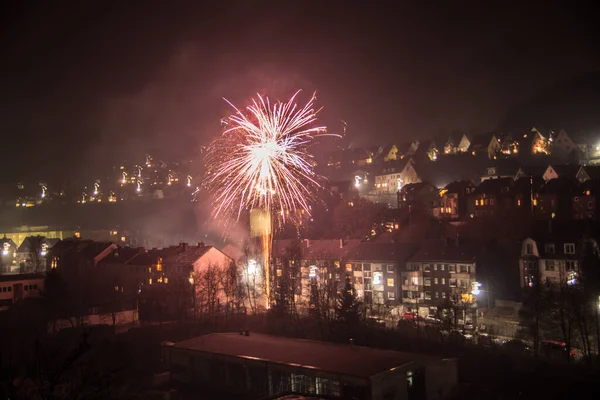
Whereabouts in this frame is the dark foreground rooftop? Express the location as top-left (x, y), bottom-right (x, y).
top-left (172, 332), bottom-right (441, 379)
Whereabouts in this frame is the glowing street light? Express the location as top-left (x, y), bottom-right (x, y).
top-left (471, 281), bottom-right (482, 296)
top-left (247, 259), bottom-right (257, 275)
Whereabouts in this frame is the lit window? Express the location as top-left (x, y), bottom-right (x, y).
top-left (277, 269), bottom-right (282, 277)
top-left (533, 199), bottom-right (537, 206)
top-left (517, 199), bottom-right (521, 206)
top-left (373, 272), bottom-right (382, 285)
top-left (345, 263), bottom-right (352, 272)
top-left (565, 260), bottom-right (577, 271)
top-left (386, 264), bottom-right (394, 273)
top-left (434, 278), bottom-right (438, 284)
top-left (424, 292), bottom-right (432, 300)
top-left (424, 278), bottom-right (431, 286)
top-left (475, 199), bottom-right (480, 206)
top-left (564, 243), bottom-right (575, 254)
top-left (388, 292), bottom-right (395, 300)
top-left (441, 278), bottom-right (446, 284)
top-left (387, 278), bottom-right (394, 287)
top-left (74, 232), bottom-right (81, 238)
top-left (309, 265), bottom-right (317, 278)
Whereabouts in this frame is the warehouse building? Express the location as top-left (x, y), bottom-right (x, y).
top-left (162, 332), bottom-right (458, 400)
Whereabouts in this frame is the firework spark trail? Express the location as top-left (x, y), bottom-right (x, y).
top-left (205, 91), bottom-right (329, 224)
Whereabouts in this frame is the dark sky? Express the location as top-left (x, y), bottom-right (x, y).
top-left (2, 0), bottom-right (600, 183)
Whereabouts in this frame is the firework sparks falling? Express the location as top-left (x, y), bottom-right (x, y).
top-left (205, 91), bottom-right (328, 224)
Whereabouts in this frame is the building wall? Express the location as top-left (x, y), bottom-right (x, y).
top-left (0, 276), bottom-right (44, 311)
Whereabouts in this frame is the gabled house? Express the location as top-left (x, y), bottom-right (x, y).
top-left (437, 181), bottom-right (476, 219)
top-left (533, 177), bottom-right (579, 219)
top-left (519, 227), bottom-right (598, 288)
top-left (444, 132), bottom-right (471, 155)
top-left (396, 142), bottom-right (420, 159)
top-left (16, 236), bottom-right (61, 273)
top-left (572, 179), bottom-right (600, 220)
top-left (499, 134), bottom-right (519, 156)
top-left (511, 176), bottom-right (544, 213)
top-left (382, 144), bottom-right (400, 162)
top-left (469, 133), bottom-right (501, 159)
top-left (521, 127), bottom-right (551, 155)
top-left (542, 164), bottom-right (580, 181)
top-left (416, 139), bottom-right (439, 161)
top-left (469, 177), bottom-right (515, 217)
top-left (374, 158), bottom-right (421, 196)
top-left (551, 129), bottom-right (584, 161)
top-left (397, 182), bottom-right (440, 212)
top-left (575, 165), bottom-right (600, 183)
top-left (0, 236), bottom-right (17, 274)
top-left (480, 159), bottom-right (521, 181)
top-left (343, 242), bottom-right (418, 306)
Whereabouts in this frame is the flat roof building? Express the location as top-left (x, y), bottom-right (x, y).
top-left (163, 332), bottom-right (458, 400)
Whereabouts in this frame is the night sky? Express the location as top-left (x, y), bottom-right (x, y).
top-left (2, 1), bottom-right (600, 183)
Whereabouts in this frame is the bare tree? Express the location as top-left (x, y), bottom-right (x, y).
top-left (196, 263), bottom-right (222, 321)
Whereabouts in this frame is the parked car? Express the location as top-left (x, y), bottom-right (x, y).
top-left (425, 315), bottom-right (442, 325)
top-left (402, 312), bottom-right (418, 321)
top-left (503, 339), bottom-right (531, 354)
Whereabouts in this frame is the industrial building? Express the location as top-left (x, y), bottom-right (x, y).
top-left (162, 332), bottom-right (458, 400)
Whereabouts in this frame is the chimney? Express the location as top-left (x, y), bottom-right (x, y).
top-left (304, 239), bottom-right (310, 248)
top-left (339, 239), bottom-right (343, 249)
top-left (180, 242), bottom-right (188, 251)
top-left (349, 338), bottom-right (354, 347)
top-left (198, 242), bottom-right (205, 247)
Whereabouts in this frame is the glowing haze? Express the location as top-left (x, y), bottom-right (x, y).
top-left (205, 91), bottom-right (328, 225)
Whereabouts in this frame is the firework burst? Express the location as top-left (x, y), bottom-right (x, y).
top-left (205, 91), bottom-right (327, 225)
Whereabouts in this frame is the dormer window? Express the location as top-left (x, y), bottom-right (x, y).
top-left (545, 243), bottom-right (555, 254)
top-left (526, 243), bottom-right (534, 255)
top-left (564, 243), bottom-right (576, 255)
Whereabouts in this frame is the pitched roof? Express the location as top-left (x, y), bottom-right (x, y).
top-left (443, 180), bottom-right (475, 194)
top-left (470, 133), bottom-right (495, 148)
top-left (221, 244), bottom-right (244, 261)
top-left (549, 164), bottom-right (580, 179)
top-left (343, 242), bottom-right (418, 263)
top-left (579, 165), bottom-right (600, 180)
top-left (474, 177), bottom-right (514, 195)
top-left (172, 333), bottom-right (442, 379)
top-left (97, 246), bottom-right (144, 264)
top-left (163, 244), bottom-right (225, 265)
top-left (272, 239), bottom-right (360, 260)
top-left (17, 236), bottom-right (60, 253)
top-left (408, 239), bottom-right (478, 263)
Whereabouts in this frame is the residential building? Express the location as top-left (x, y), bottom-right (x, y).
top-left (396, 141), bottom-right (420, 159)
top-left (397, 182), bottom-right (440, 212)
top-left (163, 332), bottom-right (458, 400)
top-left (374, 159), bottom-right (420, 196)
top-left (480, 159), bottom-right (521, 181)
top-left (16, 236), bottom-right (60, 273)
top-left (0, 236), bottom-right (17, 274)
top-left (343, 242), bottom-right (418, 306)
top-left (403, 239), bottom-right (478, 322)
top-left (575, 165), bottom-right (600, 183)
top-left (437, 181), bottom-right (476, 219)
top-left (416, 139), bottom-right (439, 161)
top-left (551, 129), bottom-right (584, 160)
top-left (518, 230), bottom-right (596, 288)
top-left (382, 144), bottom-right (400, 162)
top-left (272, 239), bottom-right (359, 310)
top-left (572, 179), bottom-right (600, 220)
top-left (0, 273), bottom-right (44, 311)
top-left (498, 134), bottom-right (519, 156)
top-left (533, 177), bottom-right (578, 219)
top-left (520, 127), bottom-right (551, 155)
top-left (469, 133), bottom-right (501, 159)
top-left (542, 164), bottom-right (580, 182)
top-left (443, 132), bottom-right (470, 154)
top-left (469, 177), bottom-right (514, 217)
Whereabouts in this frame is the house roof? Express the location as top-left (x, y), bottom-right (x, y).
top-left (0, 236), bottom-right (17, 248)
top-left (538, 176), bottom-right (579, 195)
top-left (0, 273), bottom-right (44, 283)
top-left (470, 133), bottom-right (495, 148)
top-left (473, 177), bottom-right (514, 195)
top-left (549, 164), bottom-right (580, 179)
top-left (272, 239), bottom-right (360, 260)
top-left (163, 244), bottom-right (214, 265)
top-left (443, 180), bottom-right (475, 194)
top-left (97, 246), bottom-right (145, 264)
top-left (343, 242), bottom-right (418, 263)
top-left (172, 333), bottom-right (441, 379)
top-left (525, 221), bottom-right (595, 259)
top-left (408, 239), bottom-right (478, 263)
top-left (17, 236), bottom-right (60, 253)
top-left (579, 166), bottom-right (600, 180)
top-left (221, 244), bottom-right (244, 261)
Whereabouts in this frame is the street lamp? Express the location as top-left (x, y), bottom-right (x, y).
top-left (189, 275), bottom-right (196, 322)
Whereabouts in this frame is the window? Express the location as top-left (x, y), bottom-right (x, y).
top-left (433, 264), bottom-right (438, 271)
top-left (526, 243), bottom-right (534, 255)
top-left (363, 263), bottom-right (372, 271)
top-left (448, 264), bottom-right (456, 273)
top-left (424, 278), bottom-right (431, 286)
top-left (475, 199), bottom-right (480, 206)
top-left (545, 260), bottom-right (555, 271)
top-left (387, 278), bottom-right (394, 287)
top-left (364, 271), bottom-right (372, 278)
top-left (434, 278), bottom-right (439, 284)
top-left (403, 277), bottom-right (408, 285)
top-left (440, 264), bottom-right (446, 271)
top-left (441, 278), bottom-right (446, 285)
top-left (386, 264), bottom-right (395, 273)
top-left (388, 292), bottom-right (396, 300)
top-left (545, 243), bottom-right (555, 254)
top-left (345, 263), bottom-right (352, 272)
top-left (566, 260), bottom-right (577, 271)
top-left (449, 279), bottom-right (457, 287)
top-left (564, 243), bottom-right (575, 254)
top-left (354, 263), bottom-right (363, 271)
top-left (442, 292), bottom-right (447, 299)
top-left (424, 291), bottom-right (432, 300)
top-left (517, 199), bottom-right (521, 206)
top-left (423, 264), bottom-right (431, 272)
top-left (435, 292), bottom-right (439, 299)
top-left (410, 277), bottom-right (419, 286)
top-left (460, 265), bottom-right (469, 273)
top-left (567, 271), bottom-right (577, 286)
top-left (490, 198), bottom-right (495, 205)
